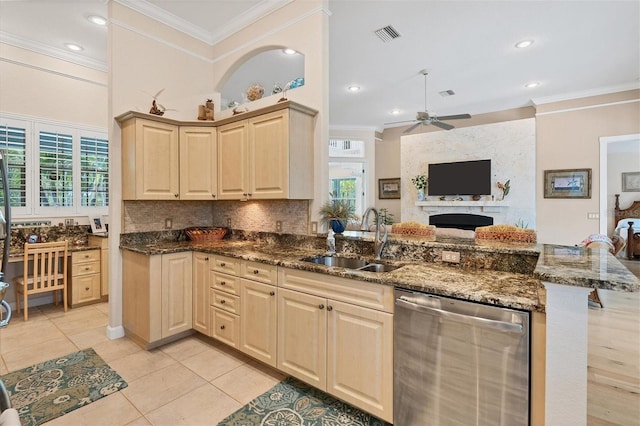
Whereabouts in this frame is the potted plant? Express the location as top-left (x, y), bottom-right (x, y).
top-left (319, 193), bottom-right (358, 234)
top-left (412, 174), bottom-right (428, 201)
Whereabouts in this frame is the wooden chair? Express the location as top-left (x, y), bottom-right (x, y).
top-left (13, 241), bottom-right (69, 321)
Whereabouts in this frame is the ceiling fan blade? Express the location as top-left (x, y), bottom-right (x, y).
top-left (385, 119), bottom-right (418, 125)
top-left (403, 122), bottom-right (423, 133)
top-left (431, 120), bottom-right (454, 131)
top-left (437, 113), bottom-right (471, 120)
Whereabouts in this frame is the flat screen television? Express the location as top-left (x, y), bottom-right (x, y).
top-left (428, 159), bottom-right (491, 196)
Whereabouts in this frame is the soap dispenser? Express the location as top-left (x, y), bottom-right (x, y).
top-left (327, 229), bottom-right (336, 255)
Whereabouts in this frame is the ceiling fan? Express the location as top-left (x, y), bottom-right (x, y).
top-left (387, 70), bottom-right (471, 132)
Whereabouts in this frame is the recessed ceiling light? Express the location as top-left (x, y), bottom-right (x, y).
top-left (524, 81), bottom-right (540, 88)
top-left (347, 85), bottom-right (361, 92)
top-left (88, 15), bottom-right (107, 26)
top-left (65, 43), bottom-right (84, 52)
top-left (390, 109), bottom-right (401, 115)
top-left (283, 48), bottom-right (296, 55)
top-left (515, 39), bottom-right (534, 49)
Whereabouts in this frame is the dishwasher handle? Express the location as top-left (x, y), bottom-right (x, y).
top-left (396, 296), bottom-right (524, 334)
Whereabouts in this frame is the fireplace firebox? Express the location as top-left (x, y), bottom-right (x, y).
top-left (429, 213), bottom-right (493, 231)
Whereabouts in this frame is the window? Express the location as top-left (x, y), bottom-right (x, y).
top-left (0, 114), bottom-right (108, 217)
top-left (0, 123), bottom-right (27, 211)
top-left (329, 139), bottom-right (366, 218)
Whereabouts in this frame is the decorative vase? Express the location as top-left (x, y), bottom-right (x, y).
top-left (246, 84), bottom-right (264, 101)
top-left (330, 219), bottom-right (346, 234)
top-left (416, 188), bottom-right (425, 201)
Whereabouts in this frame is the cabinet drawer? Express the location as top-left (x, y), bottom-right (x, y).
top-left (211, 289), bottom-right (240, 315)
top-left (241, 260), bottom-right (277, 285)
top-left (72, 261), bottom-right (100, 276)
top-left (210, 307), bottom-right (239, 348)
top-left (211, 255), bottom-right (241, 275)
top-left (72, 249), bottom-right (101, 263)
top-left (211, 271), bottom-right (240, 295)
top-left (71, 273), bottom-right (101, 305)
top-left (278, 268), bottom-right (394, 313)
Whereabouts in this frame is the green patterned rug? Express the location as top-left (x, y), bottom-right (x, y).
top-left (218, 376), bottom-right (391, 426)
top-left (0, 348), bottom-right (128, 426)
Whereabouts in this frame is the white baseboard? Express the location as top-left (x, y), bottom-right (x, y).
top-left (106, 325), bottom-right (125, 340)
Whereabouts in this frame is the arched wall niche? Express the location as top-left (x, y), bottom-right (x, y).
top-left (217, 45), bottom-right (304, 110)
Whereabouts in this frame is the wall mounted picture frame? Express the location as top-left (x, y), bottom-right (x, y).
top-left (622, 172), bottom-right (640, 192)
top-left (379, 178), bottom-right (401, 199)
top-left (89, 215), bottom-right (106, 234)
top-left (543, 168), bottom-right (592, 199)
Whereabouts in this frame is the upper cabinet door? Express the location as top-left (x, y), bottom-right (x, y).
top-left (217, 120), bottom-right (249, 200)
top-left (248, 110), bottom-right (289, 199)
top-left (179, 127), bottom-right (217, 200)
top-left (121, 118), bottom-right (179, 200)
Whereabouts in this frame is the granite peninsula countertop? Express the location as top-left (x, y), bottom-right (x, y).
top-left (119, 232), bottom-right (640, 313)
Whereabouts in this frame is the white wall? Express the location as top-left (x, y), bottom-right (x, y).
top-left (401, 118), bottom-right (536, 228)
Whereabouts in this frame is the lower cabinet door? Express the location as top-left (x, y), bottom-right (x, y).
top-left (240, 279), bottom-right (277, 367)
top-left (326, 300), bottom-right (394, 423)
top-left (211, 307), bottom-right (240, 348)
top-left (71, 273), bottom-right (101, 305)
top-left (277, 288), bottom-right (326, 389)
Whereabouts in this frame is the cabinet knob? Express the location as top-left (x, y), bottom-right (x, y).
top-left (220, 281), bottom-right (226, 286)
top-left (269, 291), bottom-right (275, 296)
top-left (220, 262), bottom-right (226, 267)
top-left (205, 257), bottom-right (209, 261)
top-left (318, 304), bottom-right (325, 310)
top-left (84, 267), bottom-right (90, 271)
top-left (220, 299), bottom-right (226, 304)
top-left (220, 325), bottom-right (225, 330)
top-left (327, 305), bottom-right (333, 312)
top-left (211, 194), bottom-right (216, 198)
top-left (247, 193), bottom-right (253, 196)
top-left (253, 269), bottom-right (259, 274)
top-left (85, 287), bottom-right (90, 291)
top-left (243, 192), bottom-right (247, 196)
top-left (174, 193), bottom-right (179, 198)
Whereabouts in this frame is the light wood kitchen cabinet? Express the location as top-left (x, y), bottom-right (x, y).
top-left (277, 268), bottom-right (394, 423)
top-left (68, 249), bottom-right (101, 307)
top-left (240, 260), bottom-right (278, 367)
top-left (217, 105), bottom-right (316, 200)
top-left (87, 235), bottom-right (108, 299)
top-left (120, 116), bottom-right (180, 200)
top-left (192, 252), bottom-right (210, 335)
top-left (209, 255), bottom-right (242, 348)
top-left (122, 250), bottom-right (193, 349)
top-left (117, 113), bottom-right (218, 200)
top-left (179, 127), bottom-right (217, 200)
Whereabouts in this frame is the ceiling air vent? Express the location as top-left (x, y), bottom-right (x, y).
top-left (374, 25), bottom-right (401, 43)
top-left (439, 90), bottom-right (456, 97)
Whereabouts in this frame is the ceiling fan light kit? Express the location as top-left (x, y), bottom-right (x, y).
top-left (385, 70), bottom-right (472, 132)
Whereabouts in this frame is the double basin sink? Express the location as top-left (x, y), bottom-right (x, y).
top-left (300, 255), bottom-right (401, 273)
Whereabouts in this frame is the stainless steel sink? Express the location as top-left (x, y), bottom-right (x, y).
top-left (357, 263), bottom-right (401, 273)
top-left (301, 255), bottom-right (368, 269)
top-left (300, 255), bottom-right (401, 273)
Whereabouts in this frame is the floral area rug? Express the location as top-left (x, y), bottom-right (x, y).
top-left (0, 348), bottom-right (128, 426)
top-left (218, 376), bottom-right (391, 426)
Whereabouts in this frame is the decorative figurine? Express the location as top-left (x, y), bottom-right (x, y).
top-left (197, 99), bottom-right (214, 120)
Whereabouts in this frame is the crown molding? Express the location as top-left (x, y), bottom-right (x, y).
top-left (0, 31), bottom-right (107, 72)
top-left (114, 0), bottom-right (295, 46)
top-left (531, 81), bottom-right (640, 106)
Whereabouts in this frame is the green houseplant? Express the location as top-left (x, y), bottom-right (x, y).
top-left (319, 194), bottom-right (358, 234)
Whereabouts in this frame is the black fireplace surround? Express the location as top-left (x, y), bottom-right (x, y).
top-left (429, 213), bottom-right (493, 231)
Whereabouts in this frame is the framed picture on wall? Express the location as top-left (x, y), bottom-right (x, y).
top-left (379, 178), bottom-right (401, 199)
top-left (89, 216), bottom-right (106, 234)
top-left (622, 172), bottom-right (640, 192)
top-left (543, 168), bottom-right (592, 199)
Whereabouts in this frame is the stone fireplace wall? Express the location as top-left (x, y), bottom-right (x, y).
top-left (400, 118), bottom-right (536, 229)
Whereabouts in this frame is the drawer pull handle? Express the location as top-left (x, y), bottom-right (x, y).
top-left (220, 300), bottom-right (226, 304)
top-left (269, 291), bottom-right (275, 296)
top-left (327, 305), bottom-right (333, 312)
top-left (220, 325), bottom-right (225, 330)
top-left (253, 269), bottom-right (259, 274)
top-left (318, 304), bottom-right (325, 310)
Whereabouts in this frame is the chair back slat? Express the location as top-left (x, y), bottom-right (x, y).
top-left (22, 241), bottom-right (69, 291)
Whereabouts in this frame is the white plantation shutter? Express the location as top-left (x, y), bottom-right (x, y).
top-left (0, 123), bottom-right (27, 209)
top-left (80, 136), bottom-right (108, 207)
top-left (39, 130), bottom-right (74, 207)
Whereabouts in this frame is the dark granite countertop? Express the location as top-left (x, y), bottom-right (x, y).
top-left (118, 231), bottom-right (640, 313)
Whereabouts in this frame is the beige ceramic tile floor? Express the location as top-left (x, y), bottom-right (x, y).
top-left (0, 302), bottom-right (285, 425)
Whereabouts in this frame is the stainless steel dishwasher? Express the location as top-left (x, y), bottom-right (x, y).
top-left (394, 288), bottom-right (530, 426)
